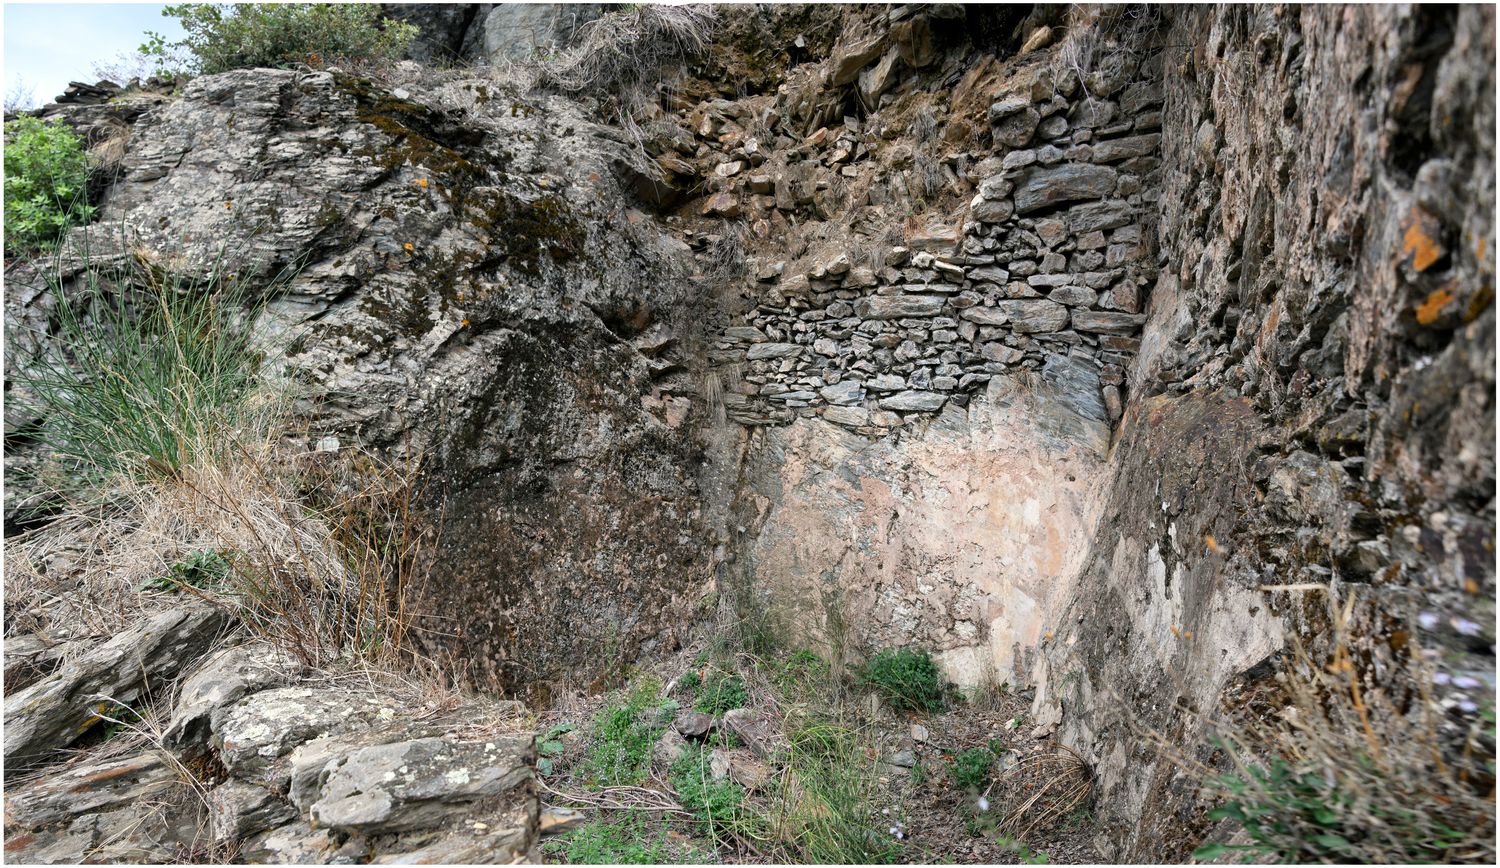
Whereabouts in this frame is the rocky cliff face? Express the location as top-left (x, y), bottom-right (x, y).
top-left (1029, 6), bottom-right (1495, 859)
top-left (15, 63), bottom-right (715, 695)
top-left (4, 3), bottom-right (1493, 862)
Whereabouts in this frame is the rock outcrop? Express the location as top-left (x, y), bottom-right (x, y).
top-left (2, 3), bottom-right (1492, 863)
top-left (3, 639), bottom-right (537, 864)
top-left (32, 64), bottom-right (714, 694)
top-left (1027, 5), bottom-right (1495, 860)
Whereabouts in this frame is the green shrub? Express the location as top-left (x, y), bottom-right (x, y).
top-left (8, 252), bottom-right (276, 491)
top-left (143, 3), bottom-right (418, 76)
top-left (855, 647), bottom-right (950, 712)
top-left (3, 117), bottom-right (95, 254)
top-left (581, 677), bottom-right (668, 787)
top-left (693, 672), bottom-right (747, 715)
top-left (540, 813), bottom-right (674, 864)
top-left (952, 747), bottom-right (995, 791)
top-left (669, 743), bottom-right (746, 830)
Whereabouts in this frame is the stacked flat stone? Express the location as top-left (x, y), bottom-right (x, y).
top-left (720, 64), bottom-right (1162, 430)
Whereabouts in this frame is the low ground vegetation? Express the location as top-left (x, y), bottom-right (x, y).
top-left (536, 643), bottom-right (1089, 864)
top-left (1178, 597), bottom-right (1496, 865)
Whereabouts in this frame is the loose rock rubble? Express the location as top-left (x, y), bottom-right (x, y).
top-left (3, 636), bottom-right (539, 864)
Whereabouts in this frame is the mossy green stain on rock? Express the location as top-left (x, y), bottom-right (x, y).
top-left (335, 74), bottom-right (584, 280)
top-left (467, 189), bottom-right (584, 278)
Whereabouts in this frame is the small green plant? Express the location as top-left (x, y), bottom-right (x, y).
top-left (140, 548), bottom-right (232, 593)
top-left (669, 743), bottom-right (746, 831)
top-left (855, 647), bottom-right (950, 712)
top-left (952, 747), bottom-right (995, 791)
top-left (694, 672), bottom-right (747, 715)
top-left (581, 677), bottom-right (665, 787)
top-left (537, 723), bottom-right (575, 777)
top-left (540, 813), bottom-right (674, 864)
top-left (678, 670), bottom-right (702, 695)
top-left (3, 116), bottom-right (96, 254)
top-left (8, 250), bottom-right (277, 492)
top-left (142, 3), bottom-right (418, 76)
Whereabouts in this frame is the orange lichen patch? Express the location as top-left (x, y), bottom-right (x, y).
top-left (460, 318), bottom-right (469, 328)
top-left (1465, 578), bottom-right (1480, 594)
top-left (1401, 205), bottom-right (1444, 271)
top-left (403, 242), bottom-right (414, 253)
top-left (1415, 286), bottom-right (1455, 324)
top-left (1204, 534), bottom-right (1220, 553)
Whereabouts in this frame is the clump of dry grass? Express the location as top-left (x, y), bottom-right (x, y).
top-left (986, 744), bottom-right (1095, 840)
top-left (4, 438), bottom-right (435, 670)
top-left (532, 5), bottom-right (716, 98)
top-left (1052, 4), bottom-right (1163, 100)
top-left (1161, 590), bottom-right (1496, 864)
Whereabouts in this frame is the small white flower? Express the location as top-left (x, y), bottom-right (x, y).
top-left (895, 831), bottom-right (905, 840)
top-left (1454, 674), bottom-right (1480, 689)
top-left (882, 808), bottom-right (889, 816)
top-left (1418, 611), bottom-right (1440, 630)
top-left (890, 827), bottom-right (899, 836)
top-left (1452, 617), bottom-right (1482, 636)
top-left (1458, 699), bottom-right (1479, 713)
top-left (1434, 672), bottom-right (1452, 685)
top-left (977, 796), bottom-right (990, 812)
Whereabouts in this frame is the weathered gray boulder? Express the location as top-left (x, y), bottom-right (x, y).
top-left (239, 820), bottom-right (341, 864)
top-left (52, 65), bottom-right (711, 692)
top-left (208, 780), bottom-right (298, 844)
top-left (878, 391), bottom-right (947, 412)
top-left (996, 299), bottom-right (1070, 333)
top-left (214, 686), bottom-right (395, 783)
top-left (1071, 309), bottom-right (1147, 334)
top-left (306, 735), bottom-right (534, 834)
top-left (3, 604), bottom-right (227, 774)
top-left (163, 642), bottom-right (304, 757)
top-left (856, 295), bottom-right (946, 319)
top-left (4, 752), bottom-right (178, 830)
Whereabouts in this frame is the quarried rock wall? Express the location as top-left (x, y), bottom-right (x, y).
top-left (1030, 5), bottom-right (1495, 859)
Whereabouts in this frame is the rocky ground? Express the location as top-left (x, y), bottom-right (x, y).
top-left (3, 2), bottom-right (1493, 864)
top-left (3, 608), bottom-right (537, 863)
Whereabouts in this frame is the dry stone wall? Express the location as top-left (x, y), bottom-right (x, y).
top-left (717, 57), bottom-right (1160, 432)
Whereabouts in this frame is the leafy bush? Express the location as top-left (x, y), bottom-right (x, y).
top-left (3, 117), bottom-right (96, 253)
top-left (537, 723), bottom-right (575, 777)
top-left (581, 677), bottom-right (668, 786)
top-left (541, 813), bottom-right (675, 864)
top-left (669, 743), bottom-right (746, 830)
top-left (693, 672), bottom-right (747, 715)
top-left (8, 251), bottom-right (276, 491)
top-left (952, 747), bottom-right (995, 791)
top-left (142, 3), bottom-right (418, 76)
top-left (856, 647), bottom-right (950, 712)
